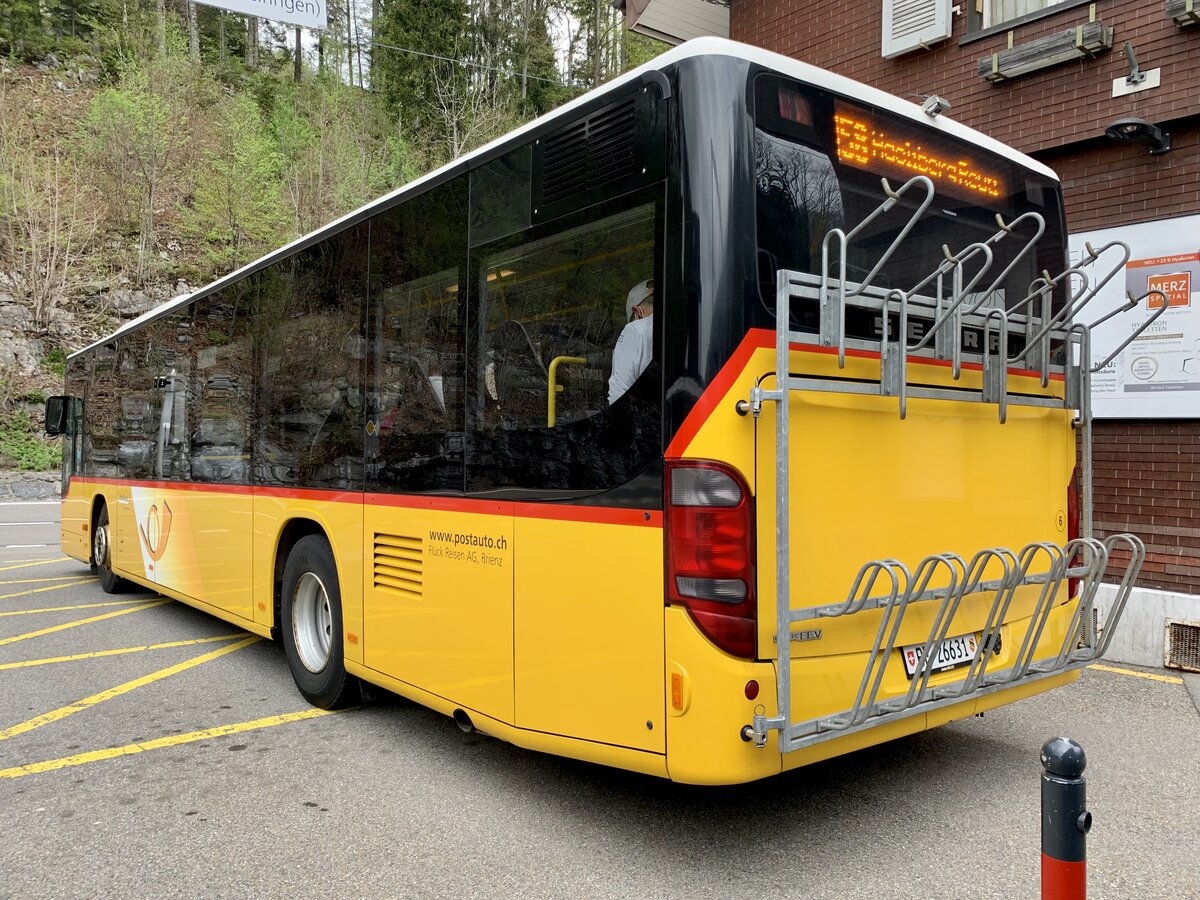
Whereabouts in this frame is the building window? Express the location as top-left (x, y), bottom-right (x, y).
top-left (982, 0), bottom-right (1068, 28)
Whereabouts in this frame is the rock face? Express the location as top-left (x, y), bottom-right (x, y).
top-left (0, 469), bottom-right (60, 500)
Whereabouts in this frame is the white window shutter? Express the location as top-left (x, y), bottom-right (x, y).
top-left (882, 0), bottom-right (953, 58)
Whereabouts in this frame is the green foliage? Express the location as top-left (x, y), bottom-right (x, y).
top-left (42, 348), bottom-right (66, 379)
top-left (0, 410), bottom-right (62, 471)
top-left (185, 93), bottom-right (289, 269)
top-left (81, 59), bottom-right (198, 281)
top-left (374, 0), bottom-right (470, 135)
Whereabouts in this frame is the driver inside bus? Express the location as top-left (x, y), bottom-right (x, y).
top-left (607, 279), bottom-right (653, 405)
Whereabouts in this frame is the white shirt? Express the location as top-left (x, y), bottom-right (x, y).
top-left (608, 315), bottom-right (653, 405)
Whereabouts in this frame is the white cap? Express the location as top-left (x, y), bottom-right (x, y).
top-left (625, 280), bottom-right (652, 319)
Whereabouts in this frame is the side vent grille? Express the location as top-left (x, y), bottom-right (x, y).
top-left (541, 96), bottom-right (637, 207)
top-left (374, 533), bottom-right (422, 598)
top-left (1165, 620), bottom-right (1200, 672)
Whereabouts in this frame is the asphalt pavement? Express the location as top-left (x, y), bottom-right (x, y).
top-left (0, 500), bottom-right (1197, 900)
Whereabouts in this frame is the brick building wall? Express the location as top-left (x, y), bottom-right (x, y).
top-left (729, 0), bottom-right (1200, 593)
top-left (1090, 421), bottom-right (1200, 592)
top-left (729, 0), bottom-right (1197, 152)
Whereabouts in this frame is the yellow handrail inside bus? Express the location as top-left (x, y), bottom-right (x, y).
top-left (547, 356), bottom-right (587, 427)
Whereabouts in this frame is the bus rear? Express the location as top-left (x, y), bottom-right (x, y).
top-left (659, 54), bottom-right (1144, 784)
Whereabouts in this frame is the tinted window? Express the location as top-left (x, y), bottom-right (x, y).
top-left (84, 342), bottom-right (120, 478)
top-left (753, 75), bottom-right (1067, 333)
top-left (466, 188), bottom-right (662, 496)
top-left (257, 224), bottom-right (369, 489)
top-left (190, 286), bottom-right (253, 484)
top-left (115, 330), bottom-right (154, 480)
top-left (368, 179), bottom-right (467, 493)
top-left (470, 146), bottom-right (531, 248)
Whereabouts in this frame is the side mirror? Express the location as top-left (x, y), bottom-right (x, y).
top-left (44, 396), bottom-right (69, 436)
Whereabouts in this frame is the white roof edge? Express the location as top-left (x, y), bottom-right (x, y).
top-left (70, 37), bottom-right (1058, 361)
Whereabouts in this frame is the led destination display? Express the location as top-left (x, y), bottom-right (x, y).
top-left (832, 104), bottom-right (1005, 201)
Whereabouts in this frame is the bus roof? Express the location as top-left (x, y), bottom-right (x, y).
top-left (71, 37), bottom-right (1059, 361)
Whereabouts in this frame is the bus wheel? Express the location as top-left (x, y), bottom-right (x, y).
top-left (281, 535), bottom-right (359, 709)
top-left (92, 505), bottom-right (128, 594)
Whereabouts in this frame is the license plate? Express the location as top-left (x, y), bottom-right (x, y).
top-left (902, 633), bottom-right (979, 678)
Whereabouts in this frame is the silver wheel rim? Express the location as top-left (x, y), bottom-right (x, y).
top-left (292, 571), bottom-right (333, 673)
top-left (93, 523), bottom-right (109, 569)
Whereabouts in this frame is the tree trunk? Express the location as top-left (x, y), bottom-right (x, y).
top-left (345, 0), bottom-right (354, 87)
top-left (187, 2), bottom-right (200, 61)
top-left (246, 16), bottom-right (258, 69)
top-left (294, 26), bottom-right (302, 83)
top-left (155, 0), bottom-right (166, 53)
top-left (218, 11), bottom-right (226, 61)
top-left (370, 0), bottom-right (379, 84)
top-left (317, 34), bottom-right (325, 76)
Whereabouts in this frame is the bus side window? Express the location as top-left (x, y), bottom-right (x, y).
top-left (190, 285), bottom-right (251, 485)
top-left (368, 177), bottom-right (467, 495)
top-left (84, 342), bottom-right (120, 478)
top-left (466, 190), bottom-right (662, 495)
top-left (256, 225), bottom-right (370, 490)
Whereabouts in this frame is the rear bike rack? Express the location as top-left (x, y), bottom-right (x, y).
top-left (744, 176), bottom-right (1159, 753)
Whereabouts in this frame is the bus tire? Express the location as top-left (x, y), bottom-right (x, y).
top-left (281, 535), bottom-right (360, 709)
top-left (92, 504), bottom-right (128, 594)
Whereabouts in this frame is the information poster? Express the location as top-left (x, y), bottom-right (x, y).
top-left (1068, 214), bottom-right (1200, 419)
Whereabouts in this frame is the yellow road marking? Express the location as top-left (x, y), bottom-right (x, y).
top-left (0, 634), bottom-right (248, 670)
top-left (1087, 663), bottom-right (1185, 685)
top-left (0, 598), bottom-right (146, 618)
top-left (0, 575), bottom-right (98, 586)
top-left (0, 558), bottom-right (69, 572)
top-left (0, 578), bottom-right (96, 601)
top-left (0, 636), bottom-right (261, 742)
top-left (0, 599), bottom-right (170, 647)
top-left (0, 708), bottom-right (337, 780)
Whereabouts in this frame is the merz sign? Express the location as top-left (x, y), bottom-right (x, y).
top-left (192, 0), bottom-right (327, 31)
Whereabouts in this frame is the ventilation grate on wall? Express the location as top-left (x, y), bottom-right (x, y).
top-left (540, 95), bottom-right (637, 208)
top-left (373, 533), bottom-right (422, 598)
top-left (1165, 620), bottom-right (1200, 673)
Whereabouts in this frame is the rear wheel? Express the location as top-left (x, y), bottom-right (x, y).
top-left (92, 504), bottom-right (128, 594)
top-left (281, 535), bottom-right (359, 709)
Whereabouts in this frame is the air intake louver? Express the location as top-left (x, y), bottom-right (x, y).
top-left (373, 533), bottom-right (422, 598)
top-left (541, 96), bottom-right (637, 208)
top-left (1166, 620), bottom-right (1200, 672)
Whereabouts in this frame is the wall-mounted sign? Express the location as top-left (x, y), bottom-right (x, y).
top-left (1068, 214), bottom-right (1200, 419)
top-left (192, 0), bottom-right (327, 31)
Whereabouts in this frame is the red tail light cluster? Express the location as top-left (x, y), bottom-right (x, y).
top-left (665, 460), bottom-right (757, 659)
top-left (1067, 467), bottom-right (1081, 598)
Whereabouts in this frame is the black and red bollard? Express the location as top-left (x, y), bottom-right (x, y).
top-left (1041, 737), bottom-right (1093, 900)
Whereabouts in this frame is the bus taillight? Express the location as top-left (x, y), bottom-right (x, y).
top-left (665, 460), bottom-right (757, 660)
top-left (1067, 467), bottom-right (1080, 598)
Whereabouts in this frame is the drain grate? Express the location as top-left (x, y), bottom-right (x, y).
top-left (1165, 620), bottom-right (1200, 673)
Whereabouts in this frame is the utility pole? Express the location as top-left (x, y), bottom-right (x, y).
top-left (294, 26), bottom-right (302, 82)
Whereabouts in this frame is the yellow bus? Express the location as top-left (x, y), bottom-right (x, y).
top-left (45, 38), bottom-right (1151, 785)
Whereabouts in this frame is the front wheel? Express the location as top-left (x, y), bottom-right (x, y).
top-left (92, 504), bottom-right (128, 594)
top-left (280, 535), bottom-right (359, 709)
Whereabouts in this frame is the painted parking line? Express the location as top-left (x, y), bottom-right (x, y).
top-left (0, 635), bottom-right (261, 742)
top-left (0, 558), bottom-right (69, 572)
top-left (1087, 663), bottom-right (1185, 685)
top-left (0, 634), bottom-right (249, 671)
top-left (0, 575), bottom-right (103, 586)
top-left (0, 600), bottom-right (171, 647)
top-left (0, 708), bottom-right (338, 780)
top-left (0, 598), bottom-right (146, 618)
top-left (0, 579), bottom-right (99, 603)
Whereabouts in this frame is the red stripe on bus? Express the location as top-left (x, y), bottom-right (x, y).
top-left (366, 493), bottom-right (661, 527)
top-left (69, 478), bottom-right (656, 526)
top-left (664, 328), bottom-right (1065, 457)
top-left (664, 331), bottom-right (770, 459)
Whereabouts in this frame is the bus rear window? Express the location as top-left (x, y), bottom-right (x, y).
top-left (752, 75), bottom-right (1066, 332)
